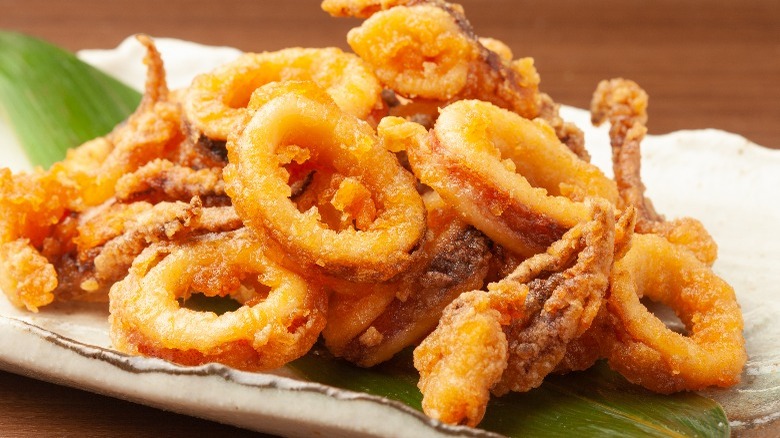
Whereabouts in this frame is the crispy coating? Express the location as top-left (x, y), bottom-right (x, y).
top-left (601, 233), bottom-right (746, 393)
top-left (477, 37), bottom-right (513, 62)
top-left (0, 168), bottom-right (73, 249)
top-left (347, 1), bottom-right (541, 119)
top-left (336, 0), bottom-right (584, 152)
top-left (591, 78), bottom-right (717, 264)
top-left (383, 93), bottom-right (442, 131)
top-left (0, 239), bottom-right (58, 311)
top-left (166, 121), bottom-right (230, 170)
top-left (414, 289), bottom-right (508, 426)
top-left (402, 100), bottom-right (617, 257)
top-left (60, 34), bottom-right (184, 208)
top-left (493, 199), bottom-right (616, 394)
top-left (414, 199), bottom-right (616, 426)
top-left (554, 206), bottom-right (637, 374)
top-left (225, 81), bottom-right (426, 282)
top-left (0, 165), bottom-right (75, 311)
top-left (114, 159), bottom-right (228, 206)
top-left (538, 92), bottom-right (589, 161)
top-left (0, 4), bottom-right (747, 428)
top-left (0, 36), bottom-right (188, 309)
top-left (324, 191), bottom-right (492, 366)
top-left (183, 47), bottom-right (382, 141)
top-left (591, 78), bottom-right (653, 217)
top-left (77, 200), bottom-right (242, 298)
top-left (50, 197), bottom-right (242, 301)
top-left (109, 228), bottom-right (328, 371)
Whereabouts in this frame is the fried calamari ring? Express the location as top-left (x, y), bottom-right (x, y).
top-left (602, 233), bottom-right (746, 393)
top-left (335, 0), bottom-right (585, 152)
top-left (400, 100), bottom-right (617, 257)
top-left (225, 81), bottom-right (426, 282)
top-left (346, 1), bottom-right (541, 119)
top-left (591, 78), bottom-right (717, 264)
top-left (481, 33), bottom-right (586, 158)
top-left (109, 228), bottom-right (327, 371)
top-left (183, 47), bottom-right (383, 141)
top-left (414, 199), bottom-right (618, 426)
top-left (347, 3), bottom-right (471, 100)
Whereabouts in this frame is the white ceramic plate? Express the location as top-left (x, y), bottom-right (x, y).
top-left (1, 37), bottom-right (778, 437)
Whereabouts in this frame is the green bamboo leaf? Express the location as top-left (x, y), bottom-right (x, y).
top-left (480, 363), bottom-right (729, 437)
top-left (291, 349), bottom-right (425, 410)
top-left (0, 31), bottom-right (141, 168)
top-left (290, 351), bottom-right (730, 437)
top-left (0, 32), bottom-right (731, 438)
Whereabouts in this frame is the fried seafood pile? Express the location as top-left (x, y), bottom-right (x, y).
top-left (0, 0), bottom-right (745, 428)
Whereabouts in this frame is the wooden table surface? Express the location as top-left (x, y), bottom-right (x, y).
top-left (0, 1), bottom-right (777, 436)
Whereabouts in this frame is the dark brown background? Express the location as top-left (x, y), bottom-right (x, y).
top-left (0, 0), bottom-right (778, 436)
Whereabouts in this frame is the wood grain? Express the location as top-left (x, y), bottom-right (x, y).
top-left (1, 0), bottom-right (777, 148)
top-left (0, 1), bottom-right (777, 436)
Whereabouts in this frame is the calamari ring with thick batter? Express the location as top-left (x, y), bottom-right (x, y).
top-left (108, 228), bottom-right (327, 371)
top-left (402, 100), bottom-right (617, 257)
top-left (183, 47), bottom-right (382, 141)
top-left (338, 0), bottom-right (586, 152)
top-left (346, 3), bottom-right (473, 100)
top-left (603, 232), bottom-right (746, 393)
top-left (346, 2), bottom-right (541, 119)
top-left (224, 81), bottom-right (426, 282)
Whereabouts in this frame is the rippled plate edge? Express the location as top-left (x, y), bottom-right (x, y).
top-left (0, 314), bottom-right (502, 438)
